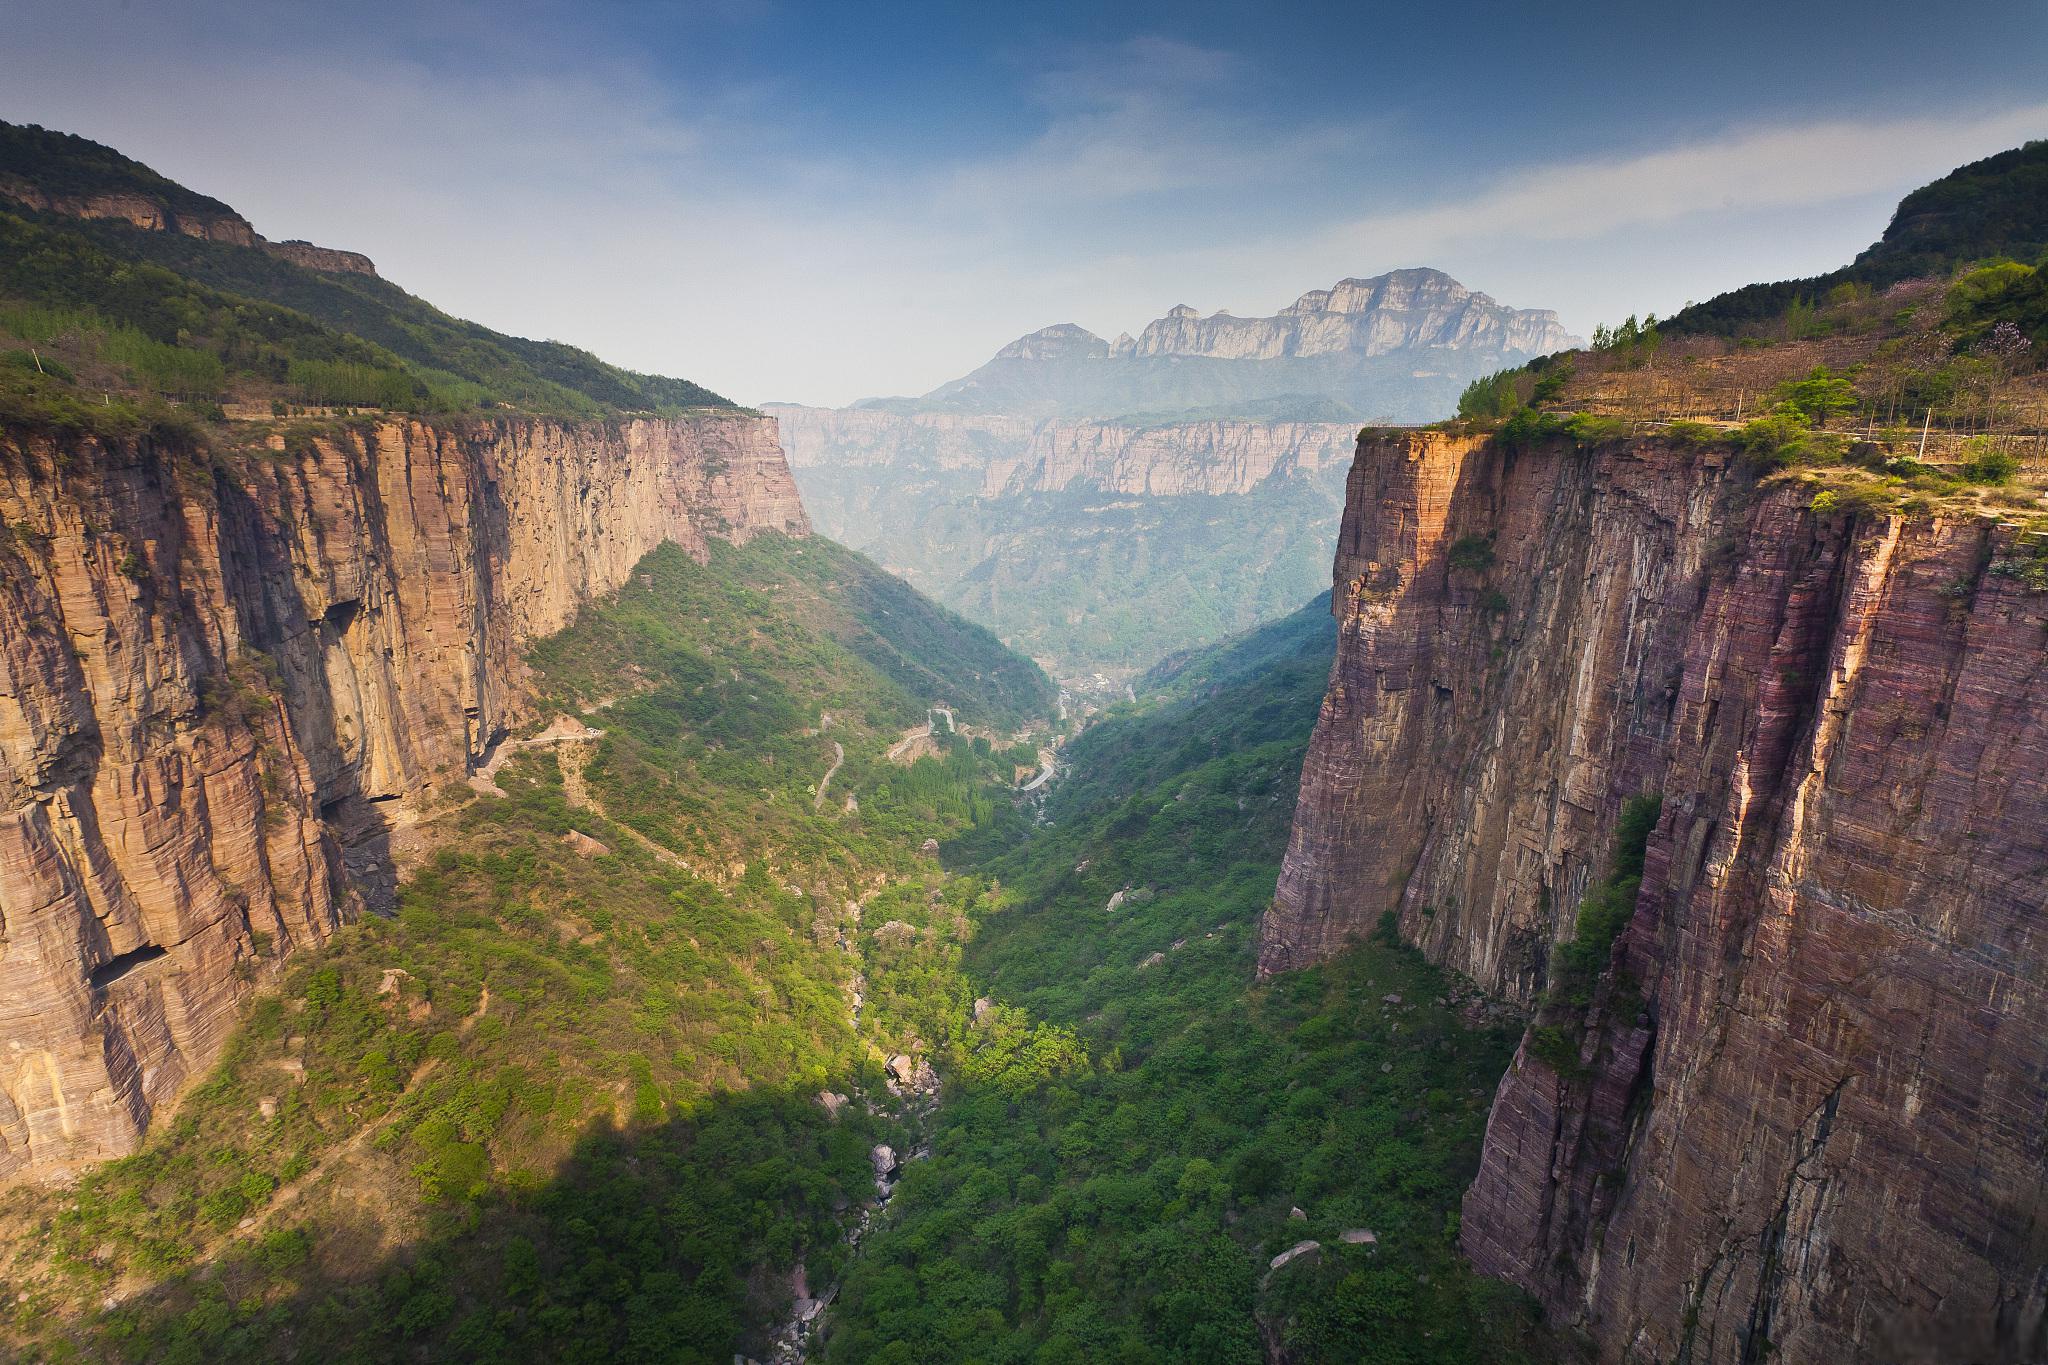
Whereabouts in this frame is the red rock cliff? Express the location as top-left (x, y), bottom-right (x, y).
top-left (1262, 429), bottom-right (2047, 1362)
top-left (0, 412), bottom-right (806, 1184)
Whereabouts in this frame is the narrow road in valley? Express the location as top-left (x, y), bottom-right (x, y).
top-left (886, 724), bottom-right (932, 761)
top-left (469, 716), bottom-right (606, 797)
top-left (815, 741), bottom-right (845, 809)
top-left (1019, 747), bottom-right (1058, 792)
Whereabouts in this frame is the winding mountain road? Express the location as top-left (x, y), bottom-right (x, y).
top-left (1019, 747), bottom-right (1058, 792)
top-left (815, 741), bottom-right (845, 808)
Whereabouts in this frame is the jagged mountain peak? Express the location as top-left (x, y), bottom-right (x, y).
top-left (907, 266), bottom-right (1573, 421)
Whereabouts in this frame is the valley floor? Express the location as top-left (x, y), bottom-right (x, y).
top-left (0, 559), bottom-right (1552, 1365)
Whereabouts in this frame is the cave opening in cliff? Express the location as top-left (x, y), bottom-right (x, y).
top-left (87, 943), bottom-right (169, 990)
top-left (322, 597), bottom-right (362, 632)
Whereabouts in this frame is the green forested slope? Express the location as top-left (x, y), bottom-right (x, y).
top-left (0, 535), bottom-right (1054, 1364)
top-left (0, 120), bottom-right (733, 419)
top-left (825, 600), bottom-right (1552, 1364)
top-left (1665, 138), bottom-right (2048, 339)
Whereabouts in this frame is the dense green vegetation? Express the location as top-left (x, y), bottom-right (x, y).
top-left (826, 598), bottom-right (1550, 1363)
top-left (1665, 139), bottom-right (2048, 339)
top-left (0, 122), bottom-right (239, 222)
top-left (0, 120), bottom-right (732, 419)
top-left (0, 533), bottom-right (1053, 1363)
top-left (0, 584), bottom-right (1550, 1363)
top-left (1139, 590), bottom-right (1335, 707)
top-left (80, 220), bottom-right (733, 415)
top-left (0, 212), bottom-right (444, 416)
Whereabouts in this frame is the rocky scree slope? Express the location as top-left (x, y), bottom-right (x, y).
top-left (1261, 426), bottom-right (2047, 1363)
top-left (0, 412), bottom-right (806, 1184)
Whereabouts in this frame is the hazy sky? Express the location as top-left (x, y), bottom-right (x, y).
top-left (5, 0), bottom-right (2045, 406)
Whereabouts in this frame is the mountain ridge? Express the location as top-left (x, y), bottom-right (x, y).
top-left (0, 119), bottom-right (734, 417)
top-left (889, 267), bottom-right (1576, 422)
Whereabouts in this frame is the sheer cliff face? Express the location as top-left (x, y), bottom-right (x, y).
top-left (985, 420), bottom-right (1355, 498)
top-left (1264, 431), bottom-right (2048, 1363)
top-left (0, 413), bottom-right (805, 1184)
top-left (772, 405), bottom-right (1353, 501)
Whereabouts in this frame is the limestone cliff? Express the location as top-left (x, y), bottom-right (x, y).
top-left (771, 404), bottom-right (1352, 502)
top-left (1262, 429), bottom-right (2047, 1362)
top-left (257, 239), bottom-right (378, 276)
top-left (0, 412), bottom-right (806, 1184)
top-left (0, 174), bottom-right (376, 275)
top-left (981, 419), bottom-right (1355, 498)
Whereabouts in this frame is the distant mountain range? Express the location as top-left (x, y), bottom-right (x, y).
top-left (778, 267), bottom-right (1574, 679)
top-left (868, 268), bottom-right (1577, 422)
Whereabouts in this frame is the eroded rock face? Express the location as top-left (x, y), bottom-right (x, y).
top-left (0, 176), bottom-right (257, 246)
top-left (773, 405), bottom-right (1354, 499)
top-left (903, 270), bottom-right (1578, 423)
top-left (981, 420), bottom-right (1355, 499)
top-left (257, 238), bottom-right (378, 276)
top-left (0, 412), bottom-right (806, 1183)
top-left (0, 177), bottom-right (376, 274)
top-left (1263, 430), bottom-right (2048, 1363)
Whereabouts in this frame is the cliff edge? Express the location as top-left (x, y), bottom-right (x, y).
top-left (1261, 428), bottom-right (2047, 1362)
top-left (0, 411), bottom-right (806, 1183)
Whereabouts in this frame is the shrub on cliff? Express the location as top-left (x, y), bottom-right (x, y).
top-left (1737, 411), bottom-right (1848, 470)
top-left (1564, 413), bottom-right (1632, 444)
top-left (1960, 438), bottom-right (2021, 484)
top-left (1447, 534), bottom-right (1496, 574)
top-left (1548, 794), bottom-right (1663, 1007)
top-left (1498, 407), bottom-right (1569, 447)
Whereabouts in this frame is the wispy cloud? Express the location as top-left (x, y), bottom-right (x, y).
top-left (1306, 104), bottom-right (2048, 257)
top-left (1, 2), bottom-right (2041, 406)
top-left (940, 37), bottom-right (1372, 215)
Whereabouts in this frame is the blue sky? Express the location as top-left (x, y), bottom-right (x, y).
top-left (4, 0), bottom-right (2045, 405)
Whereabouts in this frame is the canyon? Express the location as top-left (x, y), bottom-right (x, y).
top-left (0, 412), bottom-right (806, 1183)
top-left (1262, 427), bottom-right (2048, 1363)
top-left (1, 108), bottom-right (2043, 1365)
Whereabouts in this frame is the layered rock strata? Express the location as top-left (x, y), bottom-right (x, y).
top-left (0, 177), bottom-right (377, 274)
top-left (1263, 429), bottom-right (2048, 1362)
top-left (0, 412), bottom-right (805, 1182)
top-left (771, 405), bottom-right (1353, 500)
top-left (981, 419), bottom-right (1355, 498)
